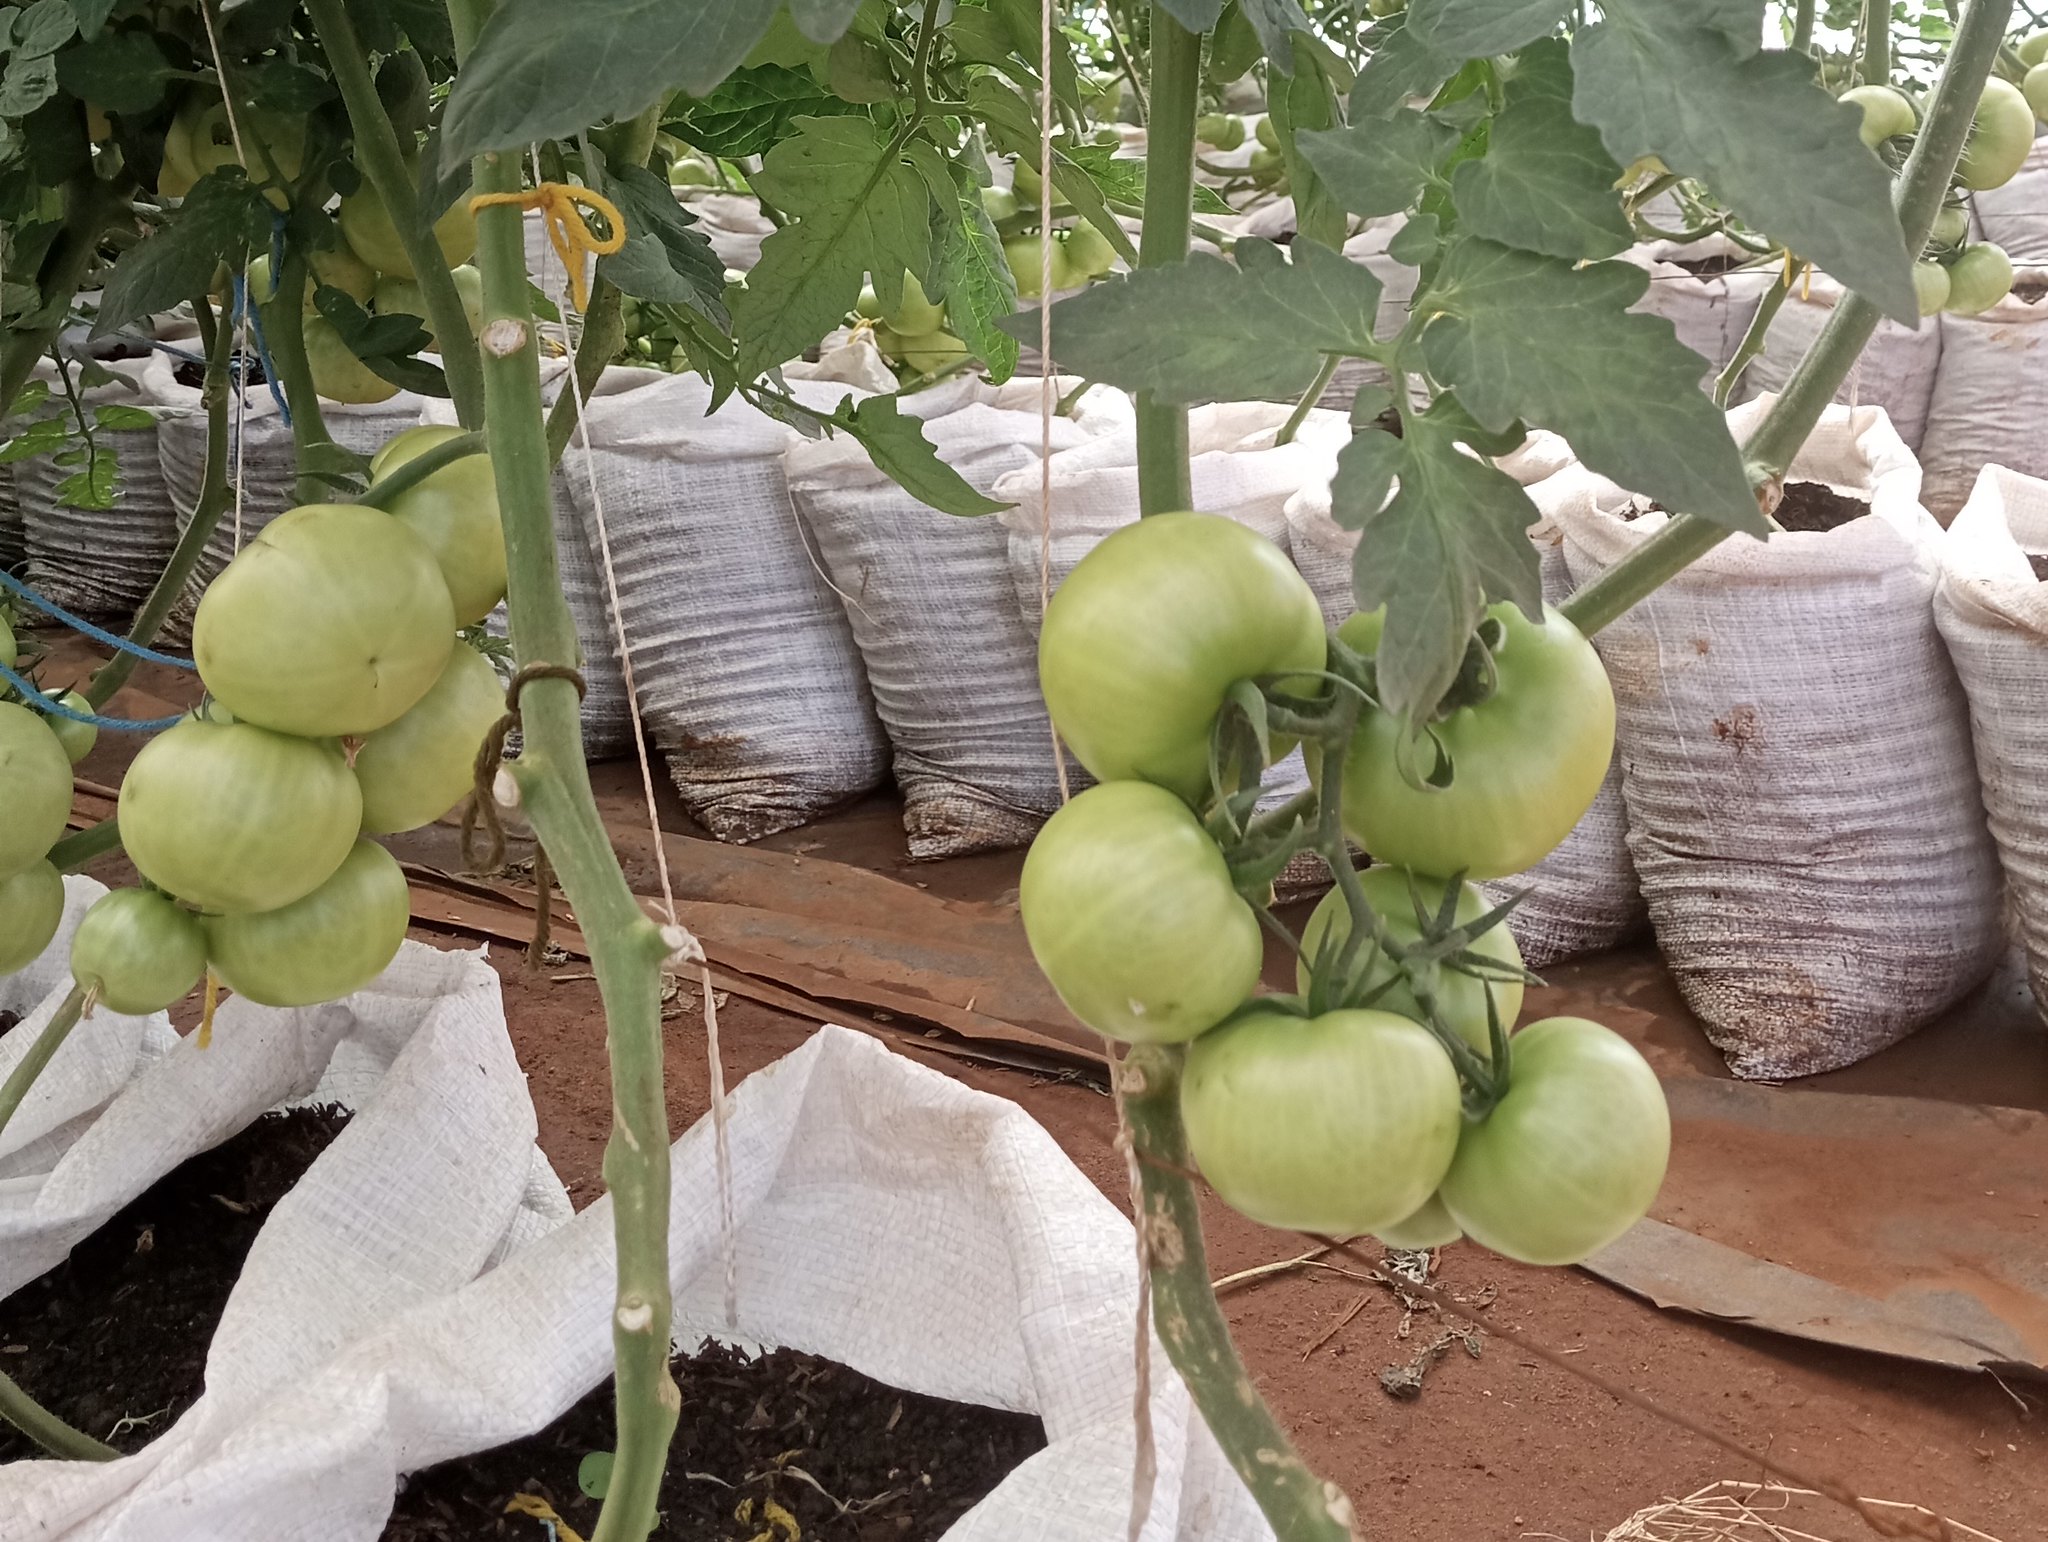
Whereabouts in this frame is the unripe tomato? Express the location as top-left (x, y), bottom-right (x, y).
top-left (353, 642), bottom-right (505, 834)
top-left (373, 265), bottom-right (485, 348)
top-left (1945, 241), bottom-right (2015, 314)
top-left (2023, 31), bottom-right (2048, 67)
top-left (883, 271), bottom-right (945, 335)
top-left (1182, 1006), bottom-right (1463, 1234)
top-left (1913, 259), bottom-right (1952, 316)
top-left (894, 328), bottom-right (972, 376)
top-left (204, 839), bottom-right (410, 1007)
top-left (981, 185), bottom-right (1019, 223)
top-left (172, 100), bottom-right (304, 210)
top-left (368, 426), bottom-right (508, 626)
top-left (194, 503), bottom-right (455, 737)
top-left (339, 177), bottom-right (478, 279)
top-left (1297, 867), bottom-right (1524, 1053)
top-left (1928, 201), bottom-right (1971, 251)
top-left (310, 246), bottom-right (380, 305)
top-left (32, 691), bottom-right (96, 764)
top-left (1438, 1016), bottom-right (1669, 1265)
top-left (69, 888), bottom-right (207, 1015)
top-left (1374, 1191), bottom-right (1462, 1249)
top-left (1196, 113), bottom-right (1245, 150)
top-left (1039, 511), bottom-right (1327, 804)
top-left (0, 701), bottom-right (71, 882)
top-left (1062, 221), bottom-right (1118, 280)
top-left (1248, 146), bottom-right (1285, 179)
top-left (1957, 77), bottom-right (2036, 191)
top-left (117, 717), bottom-right (362, 914)
top-left (303, 316), bottom-right (400, 405)
top-left (1326, 603), bottom-right (1613, 881)
top-left (2026, 62), bottom-right (2048, 124)
top-left (0, 861), bottom-right (64, 975)
top-left (1255, 114), bottom-right (1280, 151)
top-left (1012, 158), bottom-right (1044, 202)
top-left (1019, 781), bottom-right (1263, 1044)
top-left (1003, 234), bottom-right (1076, 299)
top-left (1840, 84), bottom-right (1916, 147)
top-left (669, 155), bottom-right (716, 188)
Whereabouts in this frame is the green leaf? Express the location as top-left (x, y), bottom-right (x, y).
top-left (8, 380), bottom-right (51, 416)
top-left (989, 0), bottom-right (1083, 112)
top-left (12, 0), bottom-right (78, 57)
top-left (53, 28), bottom-right (173, 115)
top-left (295, 439), bottom-right (375, 492)
top-left (311, 285), bottom-right (448, 397)
top-left (1008, 239), bottom-right (1382, 405)
top-left (597, 164), bottom-right (729, 324)
top-left (730, 115), bottom-right (930, 379)
top-left (1406, 0), bottom-right (1572, 57)
top-left (92, 403), bottom-right (155, 431)
top-left (94, 173), bottom-right (272, 337)
top-left (1415, 237), bottom-right (1761, 531)
top-left (1237, 0), bottom-right (1316, 74)
top-left (932, 156), bottom-right (1019, 385)
top-left (68, 0), bottom-right (120, 38)
top-left (1152, 0), bottom-right (1226, 30)
top-left (1350, 25), bottom-right (1458, 118)
top-left (0, 53), bottom-right (60, 116)
top-left (664, 64), bottom-right (858, 159)
top-left (240, 56), bottom-right (337, 114)
top-left (385, 0), bottom-right (458, 57)
top-left (969, 78), bottom-right (1136, 266)
top-left (1208, 1), bottom-right (1264, 84)
top-left (0, 417), bottom-right (69, 464)
top-left (56, 445), bottom-right (118, 510)
top-left (831, 393), bottom-right (1008, 516)
top-left (1570, 0), bottom-right (1914, 323)
top-left (1450, 40), bottom-right (1629, 260)
top-left (1338, 401), bottom-right (1543, 720)
top-left (1298, 109), bottom-right (1457, 220)
top-left (1269, 32), bottom-right (1351, 252)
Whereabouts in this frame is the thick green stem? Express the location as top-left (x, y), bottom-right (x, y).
top-left (1119, 1044), bottom-right (1358, 1541)
top-left (306, 0), bottom-right (485, 430)
top-left (256, 253), bottom-right (337, 507)
top-left (467, 131), bottom-right (682, 1542)
top-left (0, 985), bottom-right (86, 1149)
top-left (1791, 0), bottom-right (1817, 54)
top-left (0, 1368), bottom-right (117, 1463)
top-left (86, 297), bottom-right (233, 709)
top-left (1861, 0), bottom-right (1893, 82)
top-left (1, 179), bottom-right (124, 421)
top-left (1277, 355), bottom-right (1341, 445)
top-left (1563, 0), bottom-right (2012, 637)
top-left (1134, 7), bottom-right (1200, 515)
top-left (356, 429), bottom-right (487, 508)
top-left (48, 819), bottom-right (123, 872)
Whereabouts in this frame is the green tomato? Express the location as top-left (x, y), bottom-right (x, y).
top-left (1039, 511), bottom-right (1327, 804)
top-left (883, 271), bottom-right (945, 335)
top-left (981, 185), bottom-right (1019, 223)
top-left (193, 503), bottom-right (455, 737)
top-left (204, 839), bottom-right (410, 1007)
top-left (1957, 77), bottom-right (2037, 191)
top-left (1062, 221), bottom-right (1118, 280)
top-left (372, 265), bottom-right (485, 348)
top-left (1945, 241), bottom-right (2015, 314)
top-left (2027, 62), bottom-right (2048, 124)
top-left (339, 177), bottom-right (478, 280)
top-left (1, 615), bottom-right (15, 670)
top-left (1928, 202), bottom-right (1971, 251)
top-left (69, 887), bottom-right (207, 1016)
top-left (894, 328), bottom-right (972, 376)
top-left (1182, 1006), bottom-right (1464, 1235)
top-left (368, 426), bottom-right (508, 625)
top-left (303, 316), bottom-right (400, 406)
top-left (1374, 1191), bottom-right (1462, 1249)
top-left (0, 701), bottom-right (71, 882)
top-left (157, 104), bottom-right (201, 199)
top-left (1019, 781), bottom-right (1263, 1044)
top-left (1012, 158), bottom-right (1044, 202)
top-left (1255, 114), bottom-right (1280, 151)
top-left (2023, 31), bottom-right (2048, 67)
top-left (1003, 235), bottom-right (1076, 299)
top-left (1439, 1016), bottom-right (1669, 1266)
top-left (0, 861), bottom-right (64, 975)
top-left (1248, 145), bottom-right (1285, 179)
top-left (669, 156), bottom-right (716, 188)
top-left (1326, 602), bottom-right (1614, 881)
top-left (1840, 84), bottom-right (1917, 148)
top-left (353, 642), bottom-right (505, 834)
top-left (1196, 113), bottom-right (1245, 151)
top-left (1913, 258), bottom-right (1952, 316)
top-left (1297, 867), bottom-right (1524, 1054)
top-left (169, 100), bottom-right (304, 209)
top-left (117, 717), bottom-right (362, 914)
top-left (39, 691), bottom-right (97, 764)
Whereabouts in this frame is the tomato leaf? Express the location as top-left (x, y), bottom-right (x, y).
top-left (827, 393), bottom-right (1008, 517)
top-left (663, 64), bottom-right (857, 159)
top-left (1449, 40), bottom-right (1629, 260)
top-left (1406, 0), bottom-right (1573, 57)
top-left (9, 0), bottom-right (77, 58)
top-left (1269, 32), bottom-right (1351, 253)
top-left (53, 28), bottom-right (173, 115)
top-left (92, 403), bottom-right (156, 432)
top-left (1336, 403), bottom-right (1543, 721)
top-left (93, 172), bottom-right (273, 338)
top-left (1570, 0), bottom-right (1915, 324)
top-left (1008, 239), bottom-right (1383, 405)
top-left (0, 417), bottom-right (69, 464)
top-left (55, 445), bottom-right (119, 511)
top-left (927, 154), bottom-right (1019, 385)
top-left (1351, 25), bottom-right (1460, 118)
top-left (729, 115), bottom-right (931, 380)
top-left (1297, 110), bottom-right (1458, 220)
top-left (596, 164), bottom-right (730, 325)
top-left (1416, 237), bottom-right (1762, 531)
top-left (1152, 0), bottom-right (1311, 73)
top-left (0, 52), bottom-right (60, 117)
top-left (970, 78), bottom-right (1137, 266)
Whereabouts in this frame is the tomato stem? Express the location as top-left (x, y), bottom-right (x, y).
top-left (0, 1366), bottom-right (116, 1462)
top-left (354, 429), bottom-right (489, 509)
top-left (1133, 8), bottom-right (1201, 514)
top-left (48, 817), bottom-right (123, 872)
top-left (255, 249), bottom-right (341, 508)
top-left (0, 984), bottom-right (87, 1156)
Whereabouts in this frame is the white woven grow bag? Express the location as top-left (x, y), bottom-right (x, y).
top-left (4, 1020), bottom-right (1269, 1542)
top-left (1620, 236), bottom-right (1776, 384)
top-left (1970, 134), bottom-right (2048, 264)
top-left (1548, 397), bottom-right (2002, 1077)
top-left (1917, 272), bottom-right (2048, 521)
top-left (1737, 270), bottom-right (1944, 452)
top-left (1934, 462), bottom-right (2048, 1015)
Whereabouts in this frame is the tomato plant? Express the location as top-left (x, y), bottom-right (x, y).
top-left (1944, 240), bottom-right (2015, 312)
top-left (368, 428), bottom-right (509, 625)
top-left (0, 862), bottom-right (64, 977)
top-left (353, 641), bottom-right (507, 835)
top-left (0, 703), bottom-right (72, 882)
top-left (1956, 76), bottom-right (2036, 190)
top-left (205, 839), bottom-right (411, 1008)
top-left (68, 887), bottom-right (208, 1017)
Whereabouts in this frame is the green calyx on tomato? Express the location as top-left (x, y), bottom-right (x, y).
top-left (353, 642), bottom-right (506, 835)
top-left (193, 503), bottom-right (456, 738)
top-left (1019, 781), bottom-right (1264, 1045)
top-left (1039, 511), bottom-right (1327, 806)
top-left (0, 701), bottom-right (72, 882)
top-left (368, 426), bottom-right (508, 626)
top-left (204, 839), bottom-right (411, 1008)
top-left (117, 716), bottom-right (362, 914)
top-left (1438, 1016), bottom-right (1669, 1266)
top-left (1840, 84), bottom-right (1916, 148)
top-left (1944, 241), bottom-right (2015, 315)
top-left (69, 887), bottom-right (208, 1016)
top-left (1182, 1006), bottom-right (1464, 1235)
top-left (0, 861), bottom-right (64, 975)
top-left (1297, 867), bottom-right (1524, 1054)
top-left (1956, 77), bottom-right (2036, 191)
top-left (1322, 602), bottom-right (1613, 882)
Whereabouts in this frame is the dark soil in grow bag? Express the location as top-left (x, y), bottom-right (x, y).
top-left (1637, 481), bottom-right (1868, 533)
top-left (383, 1339), bottom-right (1047, 1542)
top-left (0, 1105), bottom-right (350, 1463)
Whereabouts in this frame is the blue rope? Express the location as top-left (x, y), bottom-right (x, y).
top-left (0, 661), bottom-right (186, 731)
top-left (0, 570), bottom-right (198, 670)
top-left (233, 271), bottom-right (292, 429)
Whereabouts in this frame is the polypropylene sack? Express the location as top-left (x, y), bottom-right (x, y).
top-left (1738, 270), bottom-right (1943, 451)
top-left (1620, 236), bottom-right (1776, 384)
top-left (677, 190), bottom-right (775, 272)
top-left (3, 1022), bottom-right (1270, 1542)
top-left (1934, 462), bottom-right (2048, 1015)
top-left (1548, 397), bottom-right (2002, 1077)
top-left (1917, 271), bottom-right (2048, 520)
top-left (556, 367), bottom-right (888, 840)
top-left (1970, 134), bottom-right (2048, 263)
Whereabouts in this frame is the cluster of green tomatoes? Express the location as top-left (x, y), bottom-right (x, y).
top-left (0, 428), bottom-right (510, 1020)
top-left (1018, 513), bottom-right (1672, 1268)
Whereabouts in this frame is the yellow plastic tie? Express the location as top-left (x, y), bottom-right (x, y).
top-left (467, 182), bottom-right (628, 312)
top-left (506, 1493), bottom-right (589, 1542)
top-left (197, 968), bottom-right (219, 1051)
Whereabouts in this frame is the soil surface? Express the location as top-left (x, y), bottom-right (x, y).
top-left (2027, 552), bottom-right (2048, 583)
top-left (0, 1107), bottom-right (349, 1462)
top-left (383, 1341), bottom-right (1045, 1541)
top-left (1770, 479), bottom-right (1869, 533)
top-left (1672, 252), bottom-right (1746, 277)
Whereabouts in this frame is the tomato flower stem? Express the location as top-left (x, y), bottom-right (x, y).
top-left (1133, 8), bottom-right (1201, 514)
top-left (1276, 355), bottom-right (1341, 445)
top-left (1712, 258), bottom-right (1800, 408)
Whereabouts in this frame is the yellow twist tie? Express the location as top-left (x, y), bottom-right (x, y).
top-left (467, 182), bottom-right (627, 313)
top-left (505, 1494), bottom-right (588, 1542)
